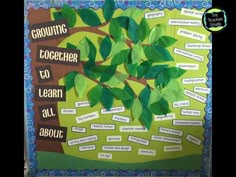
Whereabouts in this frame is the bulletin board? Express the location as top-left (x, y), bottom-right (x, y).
top-left (24, 0), bottom-right (212, 176)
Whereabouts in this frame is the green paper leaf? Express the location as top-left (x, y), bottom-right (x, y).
top-left (100, 36), bottom-right (112, 60)
top-left (115, 16), bottom-right (130, 29)
top-left (109, 19), bottom-right (122, 42)
top-left (138, 18), bottom-right (150, 42)
top-left (155, 67), bottom-right (186, 89)
top-left (110, 40), bottom-right (125, 57)
top-left (111, 49), bottom-right (131, 65)
top-left (131, 98), bottom-right (143, 120)
top-left (127, 18), bottom-right (140, 43)
top-left (149, 97), bottom-right (170, 115)
top-left (148, 88), bottom-right (161, 105)
top-left (119, 7), bottom-right (143, 19)
top-left (125, 61), bottom-right (138, 76)
top-left (61, 4), bottom-right (76, 27)
top-left (77, 38), bottom-right (90, 60)
top-left (53, 12), bottom-right (63, 20)
top-left (88, 85), bottom-right (102, 107)
top-left (110, 88), bottom-right (132, 100)
top-left (155, 46), bottom-right (174, 61)
top-left (77, 9), bottom-right (101, 26)
top-left (122, 84), bottom-right (135, 109)
top-left (85, 37), bottom-right (97, 61)
top-left (101, 87), bottom-right (114, 110)
top-left (84, 61), bottom-right (101, 79)
top-left (131, 41), bottom-right (144, 64)
top-left (137, 61), bottom-right (152, 79)
top-left (74, 74), bottom-right (87, 98)
top-left (66, 43), bottom-right (77, 49)
top-left (115, 16), bottom-right (140, 43)
top-left (166, 79), bottom-right (183, 91)
top-left (140, 108), bottom-right (153, 130)
top-left (114, 72), bottom-right (129, 82)
top-left (64, 71), bottom-right (78, 91)
top-left (168, 67), bottom-right (187, 79)
top-left (144, 45), bottom-right (173, 62)
top-left (161, 80), bottom-right (184, 102)
top-left (103, 0), bottom-right (115, 22)
top-left (139, 84), bottom-right (151, 107)
top-left (105, 73), bottom-right (128, 87)
top-left (61, 5), bottom-right (77, 27)
top-left (100, 65), bottom-right (117, 83)
top-left (144, 65), bottom-right (168, 79)
top-left (149, 24), bottom-right (167, 44)
top-left (154, 69), bottom-right (170, 89)
top-left (155, 36), bottom-right (177, 48)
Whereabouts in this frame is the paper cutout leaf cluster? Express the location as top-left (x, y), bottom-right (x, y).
top-left (53, 5), bottom-right (77, 27)
top-left (88, 85), bottom-right (134, 111)
top-left (56, 0), bottom-right (185, 130)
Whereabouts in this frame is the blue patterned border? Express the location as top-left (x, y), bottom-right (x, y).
top-left (24, 0), bottom-right (212, 176)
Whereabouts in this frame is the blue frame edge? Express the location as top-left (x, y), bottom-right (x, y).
top-left (24, 0), bottom-right (212, 176)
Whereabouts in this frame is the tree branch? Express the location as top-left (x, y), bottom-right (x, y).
top-left (126, 75), bottom-right (148, 86)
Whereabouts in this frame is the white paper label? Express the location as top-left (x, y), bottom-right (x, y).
top-left (186, 134), bottom-right (201, 145)
top-left (184, 89), bottom-right (207, 103)
top-left (101, 107), bottom-right (125, 114)
top-left (154, 113), bottom-right (175, 121)
top-left (194, 86), bottom-right (211, 94)
top-left (159, 127), bottom-right (183, 136)
top-left (107, 136), bottom-right (122, 142)
top-left (173, 100), bottom-right (190, 108)
top-left (176, 63), bottom-right (199, 70)
top-left (168, 19), bottom-right (201, 26)
top-left (128, 136), bottom-right (149, 146)
top-left (76, 111), bottom-right (99, 124)
top-left (145, 11), bottom-right (164, 19)
top-left (98, 153), bottom-right (112, 159)
top-left (120, 126), bottom-right (148, 132)
top-left (138, 149), bottom-right (156, 156)
top-left (182, 78), bottom-right (206, 84)
top-left (112, 115), bottom-right (130, 123)
top-left (181, 109), bottom-right (201, 116)
top-left (151, 135), bottom-right (181, 144)
top-left (181, 8), bottom-right (204, 18)
top-left (177, 28), bottom-right (206, 41)
top-left (71, 127), bottom-right (86, 133)
top-left (102, 146), bottom-right (132, 151)
top-left (174, 48), bottom-right (204, 61)
top-left (67, 135), bottom-right (98, 146)
top-left (61, 109), bottom-right (76, 114)
top-left (75, 101), bottom-right (90, 107)
top-left (164, 145), bottom-right (183, 152)
top-left (91, 124), bottom-right (115, 130)
top-left (173, 120), bottom-right (203, 126)
top-left (79, 145), bottom-right (96, 151)
top-left (185, 43), bottom-right (212, 49)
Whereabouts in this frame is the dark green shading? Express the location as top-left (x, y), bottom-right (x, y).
top-left (122, 84), bottom-right (135, 109)
top-left (64, 71), bottom-right (78, 91)
top-left (100, 36), bottom-right (112, 60)
top-left (87, 85), bottom-right (102, 107)
top-left (110, 88), bottom-right (132, 100)
top-left (149, 97), bottom-right (170, 115)
top-left (103, 0), bottom-right (115, 22)
top-left (37, 151), bottom-right (202, 170)
top-left (77, 9), bottom-right (102, 26)
top-left (101, 87), bottom-right (114, 110)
